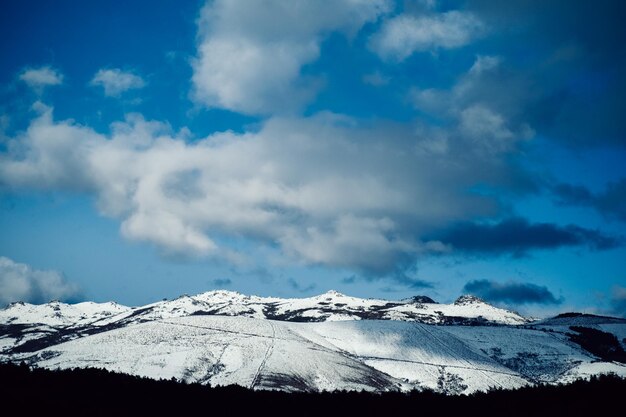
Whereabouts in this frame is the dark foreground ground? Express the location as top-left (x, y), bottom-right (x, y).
top-left (2, 362), bottom-right (624, 417)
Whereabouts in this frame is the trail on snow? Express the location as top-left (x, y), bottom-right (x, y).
top-left (251, 321), bottom-right (276, 389)
top-left (418, 323), bottom-right (506, 388)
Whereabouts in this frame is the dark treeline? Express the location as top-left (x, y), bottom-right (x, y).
top-left (2, 362), bottom-right (624, 417)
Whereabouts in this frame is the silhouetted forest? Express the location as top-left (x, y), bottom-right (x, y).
top-left (568, 325), bottom-right (626, 362)
top-left (1, 362), bottom-right (624, 417)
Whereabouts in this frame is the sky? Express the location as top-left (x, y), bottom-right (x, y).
top-left (0, 0), bottom-right (625, 317)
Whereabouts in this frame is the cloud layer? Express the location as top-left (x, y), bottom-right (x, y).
top-left (0, 256), bottom-right (81, 306)
top-left (552, 180), bottom-right (626, 223)
top-left (2, 0), bottom-right (624, 297)
top-left (434, 218), bottom-right (619, 257)
top-left (0, 102), bottom-right (538, 275)
top-left (465, 0), bottom-right (626, 146)
top-left (463, 279), bottom-right (561, 305)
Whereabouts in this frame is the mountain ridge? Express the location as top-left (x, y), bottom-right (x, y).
top-left (0, 289), bottom-right (530, 327)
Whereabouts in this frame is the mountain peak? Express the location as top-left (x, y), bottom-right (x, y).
top-left (454, 295), bottom-right (486, 306)
top-left (319, 290), bottom-right (345, 297)
top-left (198, 289), bottom-right (245, 298)
top-left (404, 295), bottom-right (437, 304)
top-left (6, 301), bottom-right (26, 308)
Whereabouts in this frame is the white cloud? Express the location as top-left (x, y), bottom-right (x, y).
top-left (411, 55), bottom-right (502, 114)
top-left (370, 11), bottom-right (483, 61)
top-left (91, 68), bottom-right (145, 97)
top-left (279, 215), bottom-right (418, 274)
top-left (410, 56), bottom-right (534, 153)
top-left (19, 66), bottom-right (63, 92)
top-left (192, 36), bottom-right (319, 114)
top-left (0, 105), bottom-right (526, 274)
top-left (460, 105), bottom-right (515, 152)
top-left (191, 0), bottom-right (391, 115)
top-left (410, 87), bottom-right (449, 114)
top-left (0, 256), bottom-right (80, 305)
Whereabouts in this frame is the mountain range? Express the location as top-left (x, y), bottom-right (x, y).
top-left (1, 290), bottom-right (625, 394)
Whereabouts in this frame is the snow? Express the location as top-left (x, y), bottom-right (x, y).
top-left (560, 361), bottom-right (626, 383)
top-left (0, 290), bottom-right (529, 328)
top-left (4, 314), bottom-right (623, 393)
top-left (0, 336), bottom-right (18, 352)
top-left (24, 316), bottom-right (399, 392)
top-left (0, 301), bottom-right (130, 326)
top-left (2, 290), bottom-right (625, 393)
top-left (289, 320), bottom-right (528, 393)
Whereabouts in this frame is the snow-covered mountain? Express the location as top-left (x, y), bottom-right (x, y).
top-left (0, 300), bottom-right (130, 327)
top-left (0, 290), bottom-right (529, 327)
top-left (1, 290), bottom-right (625, 394)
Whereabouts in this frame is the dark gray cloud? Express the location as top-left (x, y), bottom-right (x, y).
top-left (465, 0), bottom-right (626, 146)
top-left (552, 180), bottom-right (626, 222)
top-left (463, 279), bottom-right (561, 305)
top-left (434, 217), bottom-right (620, 256)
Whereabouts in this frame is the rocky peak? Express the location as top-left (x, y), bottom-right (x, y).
top-left (320, 290), bottom-right (345, 298)
top-left (404, 295), bottom-right (437, 304)
top-left (454, 295), bottom-right (486, 306)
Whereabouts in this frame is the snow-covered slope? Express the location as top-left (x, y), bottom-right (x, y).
top-left (0, 290), bottom-right (526, 357)
top-left (1, 291), bottom-right (625, 393)
top-left (0, 300), bottom-right (130, 327)
top-left (3, 315), bottom-right (625, 394)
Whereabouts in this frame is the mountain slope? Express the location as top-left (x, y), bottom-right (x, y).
top-left (1, 290), bottom-right (625, 393)
top-left (6, 315), bottom-right (625, 394)
top-left (0, 290), bottom-right (528, 356)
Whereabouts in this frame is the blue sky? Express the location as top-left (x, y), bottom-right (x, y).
top-left (1, 0), bottom-right (625, 316)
